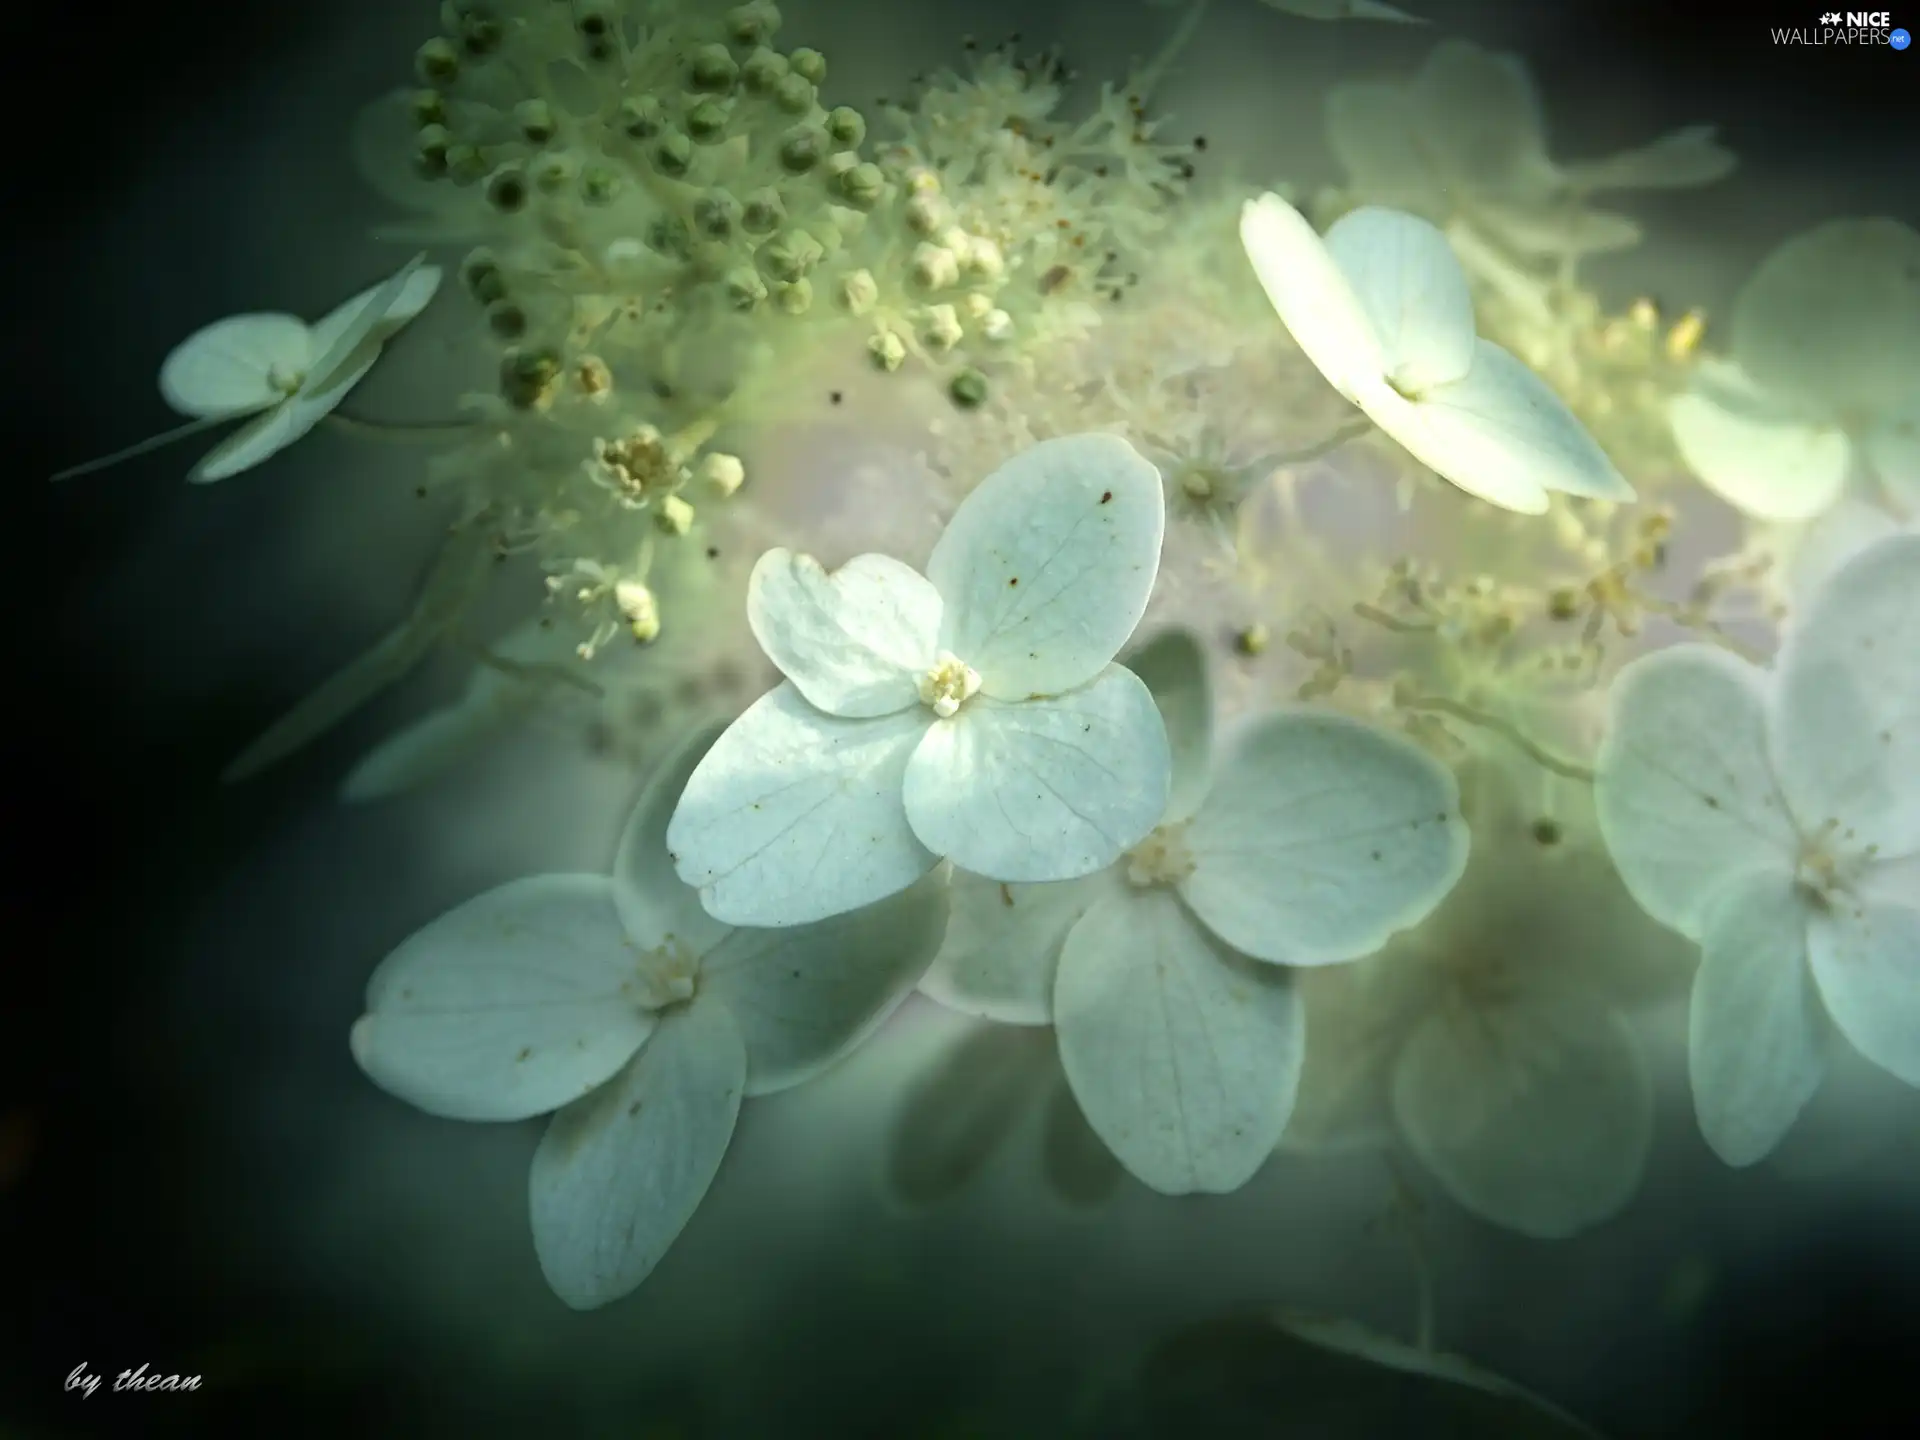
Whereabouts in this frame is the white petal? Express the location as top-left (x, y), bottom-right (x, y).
top-left (697, 871), bottom-right (950, 1095)
top-left (158, 313), bottom-right (309, 417)
top-left (1561, 125), bottom-right (1736, 192)
top-left (920, 865), bottom-right (1126, 1024)
top-left (529, 1001), bottom-right (744, 1309)
top-left (1123, 628), bottom-right (1214, 824)
top-left (1469, 202), bottom-right (1644, 259)
top-left (1781, 495), bottom-right (1908, 611)
top-left (1689, 872), bottom-right (1826, 1166)
top-left (1730, 218), bottom-right (1920, 421)
top-left (1865, 413), bottom-right (1920, 513)
top-left (1054, 891), bottom-right (1305, 1195)
top-left (1594, 645), bottom-right (1798, 940)
top-left (1409, 40), bottom-right (1558, 198)
top-left (1180, 712), bottom-right (1468, 967)
top-left (1809, 897), bottom-right (1920, 1088)
top-left (1323, 206), bottom-right (1475, 392)
top-left (1771, 534), bottom-right (1920, 856)
top-left (1386, 339), bottom-right (1635, 511)
top-left (613, 724), bottom-right (734, 959)
top-left (925, 433), bottom-right (1165, 698)
top-left (1668, 370), bottom-right (1851, 521)
top-left (188, 345), bottom-right (382, 483)
top-left (304, 253), bottom-right (433, 391)
top-left (666, 682), bottom-right (936, 928)
top-left (350, 875), bottom-right (653, 1122)
top-left (746, 549), bottom-right (941, 718)
top-left (1391, 991), bottom-right (1652, 1238)
top-left (1324, 83), bottom-right (1434, 204)
top-left (903, 666), bottom-right (1171, 883)
top-left (1239, 191), bottom-right (1385, 403)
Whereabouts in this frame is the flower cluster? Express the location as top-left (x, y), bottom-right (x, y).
top-left (55, 0), bottom-right (1919, 1335)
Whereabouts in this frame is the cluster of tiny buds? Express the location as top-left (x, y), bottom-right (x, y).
top-left (547, 559), bottom-right (662, 654)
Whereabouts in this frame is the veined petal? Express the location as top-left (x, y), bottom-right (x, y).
top-left (1181, 712), bottom-right (1468, 967)
top-left (926, 433), bottom-right (1165, 699)
top-left (1387, 339), bottom-right (1635, 512)
top-left (529, 1000), bottom-right (743, 1309)
top-left (746, 549), bottom-right (941, 718)
top-left (1668, 378), bottom-right (1851, 522)
top-left (1771, 534), bottom-right (1920, 856)
top-left (350, 875), bottom-right (653, 1122)
top-left (1809, 896), bottom-right (1920, 1088)
top-left (1391, 990), bottom-right (1652, 1238)
top-left (159, 313), bottom-right (309, 418)
top-left (920, 865), bottom-right (1126, 1025)
top-left (1054, 890), bottom-right (1305, 1195)
top-left (187, 344), bottom-right (382, 483)
top-left (698, 871), bottom-right (950, 1096)
top-left (1240, 191), bottom-right (1385, 403)
top-left (613, 724), bottom-right (734, 959)
top-left (1690, 872), bottom-right (1826, 1166)
top-left (666, 682), bottom-right (936, 928)
top-left (1595, 645), bottom-right (1799, 939)
top-left (903, 666), bottom-right (1171, 884)
top-left (1323, 206), bottom-right (1475, 393)
top-left (1123, 628), bottom-right (1214, 824)
top-left (304, 253), bottom-right (433, 392)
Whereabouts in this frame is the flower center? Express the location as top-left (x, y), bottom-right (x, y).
top-left (1125, 823), bottom-right (1195, 888)
top-left (1793, 818), bottom-right (1877, 911)
top-left (629, 936), bottom-right (700, 1012)
top-left (918, 650), bottom-right (982, 719)
top-left (267, 363), bottom-right (306, 397)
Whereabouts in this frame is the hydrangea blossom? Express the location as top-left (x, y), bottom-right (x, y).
top-left (1323, 39), bottom-right (1733, 262)
top-left (1667, 219), bottom-right (1920, 526)
top-left (921, 629), bottom-right (1469, 1194)
top-left (350, 725), bottom-right (949, 1308)
top-left (666, 433), bottom-right (1173, 928)
top-left (1595, 535), bottom-right (1920, 1166)
top-left (1282, 768), bottom-right (1681, 1238)
top-left (1238, 193), bottom-right (1635, 515)
top-left (53, 254), bottom-right (442, 484)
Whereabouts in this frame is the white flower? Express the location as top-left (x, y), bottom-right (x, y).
top-left (1282, 768), bottom-right (1683, 1238)
top-left (349, 726), bottom-right (949, 1309)
top-left (1667, 219), bottom-right (1919, 526)
top-left (1238, 192), bottom-right (1634, 515)
top-left (1595, 535), bottom-right (1920, 1166)
top-left (54, 254), bottom-right (441, 484)
top-left (666, 433), bottom-right (1174, 929)
top-left (921, 630), bottom-right (1469, 1195)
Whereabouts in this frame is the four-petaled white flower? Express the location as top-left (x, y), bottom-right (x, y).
top-left (1596, 534), bottom-right (1920, 1166)
top-left (53, 253), bottom-right (442, 483)
top-left (920, 629), bottom-right (1470, 1195)
top-left (350, 725), bottom-right (949, 1309)
top-left (1239, 192), bottom-right (1635, 516)
top-left (1666, 219), bottom-right (1919, 602)
top-left (666, 433), bottom-right (1174, 929)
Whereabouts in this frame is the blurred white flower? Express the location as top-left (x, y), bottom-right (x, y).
top-left (667, 434), bottom-right (1173, 928)
top-left (1239, 193), bottom-right (1635, 515)
top-left (1283, 767), bottom-right (1684, 1238)
top-left (350, 726), bottom-right (949, 1308)
top-left (1596, 535), bottom-right (1920, 1166)
top-left (1666, 220), bottom-right (1920, 598)
top-left (54, 254), bottom-right (441, 483)
top-left (922, 630), bottom-right (1469, 1194)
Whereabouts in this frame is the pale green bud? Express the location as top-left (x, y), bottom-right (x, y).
top-left (654, 494), bottom-right (696, 536)
top-left (788, 47), bottom-right (826, 84)
top-left (515, 99), bottom-right (557, 145)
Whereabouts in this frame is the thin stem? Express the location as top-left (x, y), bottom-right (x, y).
top-left (48, 412), bottom-right (236, 481)
top-left (1135, 0), bottom-right (1212, 99)
top-left (1271, 414), bottom-right (1374, 468)
top-left (1402, 693), bottom-right (1597, 782)
top-left (326, 409), bottom-right (478, 441)
top-left (1384, 1154), bottom-right (1437, 1353)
